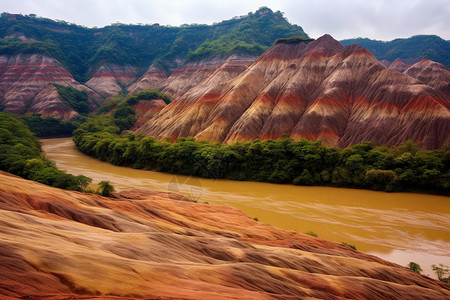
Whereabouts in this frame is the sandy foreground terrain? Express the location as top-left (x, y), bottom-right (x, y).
top-left (0, 171), bottom-right (449, 299)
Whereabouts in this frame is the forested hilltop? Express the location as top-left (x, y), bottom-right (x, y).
top-left (341, 35), bottom-right (450, 67)
top-left (0, 7), bottom-right (307, 82)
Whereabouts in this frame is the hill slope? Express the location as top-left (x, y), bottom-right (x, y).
top-left (0, 8), bottom-right (308, 117)
top-left (1, 171), bottom-right (449, 299)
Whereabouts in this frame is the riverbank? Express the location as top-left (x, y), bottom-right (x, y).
top-left (42, 138), bottom-right (450, 279)
top-left (73, 116), bottom-right (450, 195)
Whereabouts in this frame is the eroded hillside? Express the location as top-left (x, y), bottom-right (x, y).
top-left (0, 171), bottom-right (449, 299)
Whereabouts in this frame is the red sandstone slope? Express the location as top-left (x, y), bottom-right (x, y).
top-left (127, 65), bottom-right (168, 95)
top-left (389, 58), bottom-right (411, 72)
top-left (131, 98), bottom-right (167, 129)
top-left (136, 54), bottom-right (257, 138)
top-left (27, 85), bottom-right (80, 121)
top-left (159, 54), bottom-right (257, 100)
top-left (404, 58), bottom-right (450, 97)
top-left (136, 35), bottom-right (450, 149)
top-left (86, 63), bottom-right (140, 98)
top-left (0, 54), bottom-right (103, 119)
top-left (0, 171), bottom-right (449, 299)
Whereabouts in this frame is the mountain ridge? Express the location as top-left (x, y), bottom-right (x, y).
top-left (136, 34), bottom-right (450, 149)
top-left (0, 8), bottom-right (308, 119)
top-left (0, 8), bottom-right (308, 82)
top-left (341, 35), bottom-right (450, 68)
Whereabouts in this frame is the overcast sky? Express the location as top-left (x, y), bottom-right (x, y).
top-left (1, 0), bottom-right (449, 41)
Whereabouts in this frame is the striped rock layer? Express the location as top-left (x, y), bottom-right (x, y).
top-left (0, 54), bottom-right (103, 121)
top-left (0, 170), bottom-right (449, 299)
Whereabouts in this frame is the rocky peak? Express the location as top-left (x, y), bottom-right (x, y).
top-left (308, 34), bottom-right (345, 55)
top-left (389, 58), bottom-right (412, 72)
top-left (405, 59), bottom-right (450, 97)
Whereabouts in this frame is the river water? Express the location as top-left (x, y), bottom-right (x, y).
top-left (42, 138), bottom-right (450, 278)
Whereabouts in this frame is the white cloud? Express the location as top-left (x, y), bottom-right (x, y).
top-left (0, 0), bottom-right (448, 40)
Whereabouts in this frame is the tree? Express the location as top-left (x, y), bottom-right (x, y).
top-left (98, 180), bottom-right (115, 197)
top-left (365, 169), bottom-right (395, 190)
top-left (293, 169), bottom-right (314, 185)
top-left (75, 175), bottom-right (92, 191)
top-left (432, 264), bottom-right (450, 283)
top-left (407, 262), bottom-right (422, 273)
top-left (398, 140), bottom-right (420, 156)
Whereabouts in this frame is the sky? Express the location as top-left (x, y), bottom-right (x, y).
top-left (1, 0), bottom-right (449, 41)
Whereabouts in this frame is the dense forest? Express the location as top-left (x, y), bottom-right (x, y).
top-left (0, 112), bottom-right (91, 190)
top-left (72, 105), bottom-right (450, 195)
top-left (20, 114), bottom-right (77, 137)
top-left (341, 35), bottom-right (450, 67)
top-left (0, 8), bottom-right (307, 82)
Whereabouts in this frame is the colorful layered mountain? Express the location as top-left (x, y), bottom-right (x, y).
top-left (136, 35), bottom-right (450, 149)
top-left (86, 63), bottom-right (140, 98)
top-left (26, 84), bottom-right (80, 121)
top-left (131, 98), bottom-right (167, 129)
top-left (0, 170), bottom-right (449, 299)
top-left (162, 54), bottom-right (257, 100)
top-left (127, 65), bottom-right (168, 95)
top-left (0, 54), bottom-right (103, 120)
top-left (404, 58), bottom-right (450, 97)
top-left (0, 8), bottom-right (308, 120)
top-left (389, 58), bottom-right (411, 72)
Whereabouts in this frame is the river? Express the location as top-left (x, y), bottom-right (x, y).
top-left (42, 137), bottom-right (450, 278)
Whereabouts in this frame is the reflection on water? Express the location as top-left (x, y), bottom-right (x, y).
top-left (42, 138), bottom-right (450, 278)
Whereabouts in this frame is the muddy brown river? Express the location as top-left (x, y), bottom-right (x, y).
top-left (42, 138), bottom-right (450, 278)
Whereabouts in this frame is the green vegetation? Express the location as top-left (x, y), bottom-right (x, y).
top-left (98, 180), bottom-right (115, 197)
top-left (124, 88), bottom-right (172, 105)
top-left (69, 87), bottom-right (450, 195)
top-left (94, 89), bottom-right (171, 132)
top-left (275, 36), bottom-right (314, 44)
top-left (341, 242), bottom-right (357, 250)
top-left (73, 114), bottom-right (450, 195)
top-left (20, 114), bottom-right (77, 137)
top-left (432, 264), bottom-right (450, 283)
top-left (0, 112), bottom-right (91, 191)
top-left (185, 8), bottom-right (308, 62)
top-left (0, 8), bottom-right (308, 82)
top-left (407, 262), bottom-right (423, 273)
top-left (53, 84), bottom-right (91, 114)
top-left (341, 35), bottom-right (450, 68)
top-left (305, 231), bottom-right (318, 237)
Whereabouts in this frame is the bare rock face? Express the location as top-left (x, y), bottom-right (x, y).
top-left (131, 99), bottom-right (167, 129)
top-left (404, 58), bottom-right (450, 97)
top-left (127, 65), bottom-right (168, 95)
top-left (86, 63), bottom-right (140, 98)
top-left (135, 54), bottom-right (257, 139)
top-left (0, 171), bottom-right (449, 299)
top-left (0, 54), bottom-right (76, 114)
top-left (389, 58), bottom-right (412, 72)
top-left (159, 54), bottom-right (257, 99)
top-left (27, 85), bottom-right (79, 121)
top-left (137, 35), bottom-right (450, 149)
top-left (0, 54), bottom-right (103, 119)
